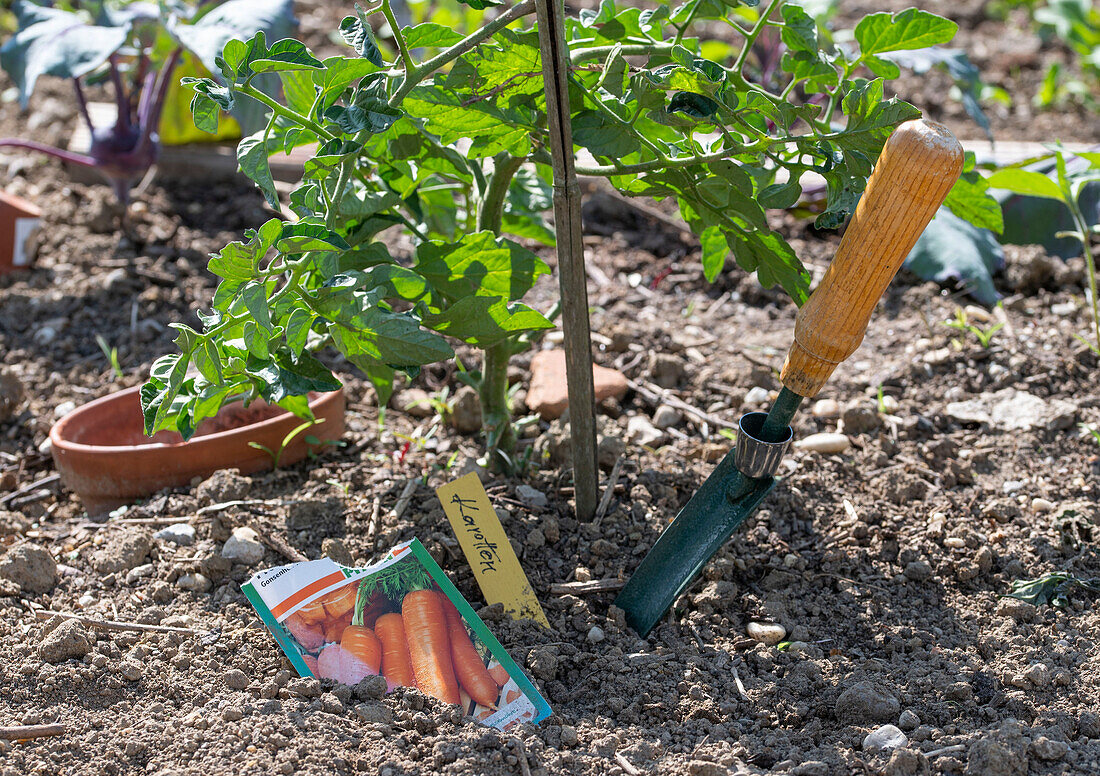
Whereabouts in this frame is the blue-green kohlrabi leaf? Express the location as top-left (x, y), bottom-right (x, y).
top-left (170, 0), bottom-right (298, 78)
top-left (904, 207), bottom-right (1004, 305)
top-left (0, 1), bottom-right (129, 108)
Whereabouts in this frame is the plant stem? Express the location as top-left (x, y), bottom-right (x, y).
top-left (389, 0), bottom-right (536, 106)
top-left (480, 343), bottom-right (516, 471)
top-left (382, 0), bottom-right (416, 73)
top-left (73, 79), bottom-right (93, 133)
top-left (731, 0), bottom-right (784, 76)
top-left (238, 84), bottom-right (336, 142)
top-left (0, 138), bottom-right (99, 168)
top-left (109, 55), bottom-right (131, 132)
top-left (475, 152), bottom-right (525, 469)
top-left (569, 42), bottom-right (675, 64)
top-left (477, 153), bottom-right (524, 232)
top-left (1069, 200), bottom-right (1100, 352)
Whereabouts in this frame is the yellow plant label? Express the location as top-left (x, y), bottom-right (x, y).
top-left (437, 472), bottom-right (549, 628)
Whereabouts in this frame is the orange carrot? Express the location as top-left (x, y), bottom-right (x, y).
top-left (323, 610), bottom-right (354, 643)
top-left (439, 594), bottom-right (499, 708)
top-left (401, 589), bottom-right (460, 705)
top-left (340, 625), bottom-right (381, 672)
top-left (374, 613), bottom-right (416, 688)
top-left (297, 596), bottom-right (329, 625)
top-left (488, 662), bottom-right (510, 688)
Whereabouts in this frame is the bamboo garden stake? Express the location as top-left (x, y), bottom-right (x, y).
top-left (534, 0), bottom-right (599, 521)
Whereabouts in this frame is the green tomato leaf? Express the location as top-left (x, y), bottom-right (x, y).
top-left (699, 225), bottom-right (728, 283)
top-left (572, 109), bottom-right (640, 157)
top-left (340, 6), bottom-right (384, 66)
top-left (328, 308), bottom-right (454, 367)
top-left (421, 297), bottom-right (553, 347)
top-left (780, 4), bottom-right (817, 53)
top-left (404, 22), bottom-right (465, 49)
top-left (855, 9), bottom-right (958, 57)
top-left (944, 173), bottom-right (1004, 234)
top-left (237, 131), bottom-right (280, 209)
top-left (277, 221), bottom-right (352, 253)
top-left (414, 231), bottom-right (550, 302)
top-left (246, 349), bottom-right (343, 406)
top-left (240, 279), bottom-right (273, 331)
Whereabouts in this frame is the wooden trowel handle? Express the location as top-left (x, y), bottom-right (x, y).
top-left (780, 119), bottom-right (963, 398)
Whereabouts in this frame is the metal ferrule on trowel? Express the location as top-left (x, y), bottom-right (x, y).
top-left (616, 119), bottom-right (966, 637)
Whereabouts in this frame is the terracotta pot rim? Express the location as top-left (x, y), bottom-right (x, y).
top-left (50, 385), bottom-right (343, 455)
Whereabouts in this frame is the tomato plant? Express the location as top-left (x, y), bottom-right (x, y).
top-left (143, 0), bottom-right (993, 469)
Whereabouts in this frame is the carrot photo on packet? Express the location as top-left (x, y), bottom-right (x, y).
top-left (242, 539), bottom-right (551, 731)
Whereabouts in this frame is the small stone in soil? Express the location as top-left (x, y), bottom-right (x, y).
top-left (898, 709), bottom-right (920, 731)
top-left (841, 399), bottom-right (882, 434)
top-left (746, 621), bottom-right (786, 645)
top-left (795, 432), bottom-right (850, 454)
top-left (652, 404), bottom-right (682, 429)
top-left (1023, 662), bottom-right (1050, 688)
top-left (224, 668), bottom-right (249, 690)
top-left (587, 626), bottom-right (605, 644)
top-left (153, 523), bottom-right (196, 546)
top-left (447, 385), bottom-right (482, 434)
top-left (177, 573), bottom-right (212, 593)
top-left (526, 349), bottom-right (628, 420)
top-left (120, 662), bottom-right (143, 682)
top-left (39, 619), bottom-right (92, 663)
top-left (560, 725), bottom-right (578, 746)
top-left (196, 468), bottom-right (252, 505)
top-left (355, 702), bottom-right (393, 725)
top-left (0, 542), bottom-right (57, 593)
top-left (0, 367), bottom-right (24, 423)
top-left (354, 675), bottom-right (388, 701)
top-left (221, 527), bottom-right (265, 565)
top-left (92, 531), bottom-right (152, 575)
top-left (1029, 737), bottom-right (1068, 761)
top-left (515, 484), bottom-right (548, 508)
top-left (863, 724), bottom-right (908, 752)
top-left (626, 415), bottom-right (666, 447)
top-left (744, 386), bottom-right (771, 405)
top-left (834, 681), bottom-right (900, 724)
top-left (396, 387), bottom-right (434, 418)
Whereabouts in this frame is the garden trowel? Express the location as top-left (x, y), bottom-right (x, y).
top-left (616, 119), bottom-right (964, 636)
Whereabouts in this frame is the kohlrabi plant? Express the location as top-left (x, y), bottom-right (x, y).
top-left (0, 0), bottom-right (296, 203)
top-left (143, 0), bottom-right (994, 470)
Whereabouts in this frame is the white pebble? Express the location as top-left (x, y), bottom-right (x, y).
top-left (1031, 498), bottom-right (1055, 513)
top-left (794, 432), bottom-right (850, 454)
top-left (744, 386), bottom-right (771, 405)
top-left (586, 626), bottom-right (605, 644)
top-left (811, 399), bottom-right (840, 419)
top-left (746, 621), bottom-right (786, 645)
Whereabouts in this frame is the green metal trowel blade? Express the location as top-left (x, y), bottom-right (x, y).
top-left (615, 451), bottom-right (776, 637)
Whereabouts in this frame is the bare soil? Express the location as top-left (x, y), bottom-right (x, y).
top-left (2, 2), bottom-right (1099, 776)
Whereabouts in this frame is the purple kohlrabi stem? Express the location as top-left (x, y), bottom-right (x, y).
top-left (109, 55), bottom-right (132, 133)
top-left (73, 79), bottom-right (94, 133)
top-left (0, 138), bottom-right (99, 167)
top-left (136, 48), bottom-right (182, 154)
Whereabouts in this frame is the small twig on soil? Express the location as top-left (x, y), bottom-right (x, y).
top-left (0, 474), bottom-right (60, 507)
top-left (595, 455), bottom-right (624, 523)
top-left (33, 610), bottom-right (205, 635)
top-left (248, 523), bottom-right (307, 563)
top-left (627, 379), bottom-right (737, 430)
top-left (924, 744), bottom-right (966, 758)
top-left (549, 578), bottom-right (624, 596)
top-left (730, 665), bottom-right (749, 700)
top-left (366, 497), bottom-right (381, 544)
top-left (0, 724), bottom-right (67, 741)
top-left (512, 738), bottom-right (532, 776)
top-left (393, 479), bottom-right (418, 519)
top-left (614, 751), bottom-right (642, 776)
top-left (195, 499), bottom-right (283, 516)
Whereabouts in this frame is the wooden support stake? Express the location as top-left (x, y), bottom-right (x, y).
top-left (534, 0), bottom-right (598, 521)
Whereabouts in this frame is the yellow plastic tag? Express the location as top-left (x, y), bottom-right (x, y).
top-left (437, 472), bottom-right (550, 628)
